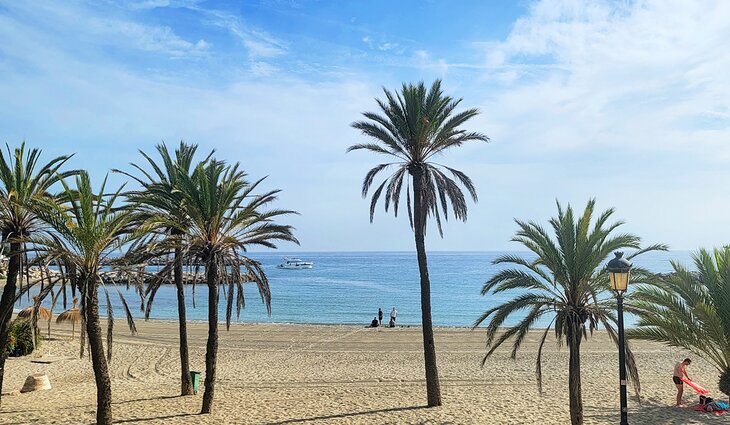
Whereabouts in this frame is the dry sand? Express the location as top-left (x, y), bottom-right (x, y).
top-left (0, 320), bottom-right (725, 424)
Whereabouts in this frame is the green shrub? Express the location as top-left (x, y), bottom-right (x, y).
top-left (4, 318), bottom-right (38, 357)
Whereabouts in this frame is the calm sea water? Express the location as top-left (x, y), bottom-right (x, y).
top-left (14, 251), bottom-right (694, 328)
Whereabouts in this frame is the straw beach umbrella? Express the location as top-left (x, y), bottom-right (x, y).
top-left (17, 296), bottom-right (53, 339)
top-left (17, 305), bottom-right (52, 320)
top-left (56, 298), bottom-right (81, 339)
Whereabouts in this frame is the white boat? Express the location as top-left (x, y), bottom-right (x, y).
top-left (277, 257), bottom-right (313, 269)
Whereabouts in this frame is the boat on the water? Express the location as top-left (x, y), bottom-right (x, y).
top-left (277, 257), bottom-right (313, 269)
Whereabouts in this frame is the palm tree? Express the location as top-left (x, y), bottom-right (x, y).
top-left (32, 172), bottom-right (137, 425)
top-left (348, 79), bottom-right (488, 406)
top-left (627, 247), bottom-right (730, 399)
top-left (474, 199), bottom-right (666, 425)
top-left (175, 160), bottom-right (298, 414)
top-left (0, 142), bottom-right (76, 405)
top-left (115, 141), bottom-right (211, 396)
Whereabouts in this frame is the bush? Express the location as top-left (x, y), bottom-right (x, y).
top-left (4, 318), bottom-right (38, 357)
top-left (720, 368), bottom-right (730, 399)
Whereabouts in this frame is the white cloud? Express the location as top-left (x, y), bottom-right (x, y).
top-left (361, 35), bottom-right (400, 53)
top-left (413, 50), bottom-right (449, 76)
top-left (125, 0), bottom-right (203, 10)
top-left (3, 0), bottom-right (730, 251)
top-left (377, 42), bottom-right (398, 51)
top-left (1, 2), bottom-right (209, 58)
top-left (87, 18), bottom-right (210, 57)
top-left (201, 9), bottom-right (287, 58)
top-left (126, 0), bottom-right (172, 10)
top-left (479, 0), bottom-right (730, 158)
top-left (0, 7), bottom-right (383, 249)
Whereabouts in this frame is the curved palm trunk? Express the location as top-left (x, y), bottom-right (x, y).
top-left (85, 280), bottom-right (113, 425)
top-left (174, 246), bottom-right (193, 396)
top-left (567, 321), bottom-right (584, 425)
top-left (200, 260), bottom-right (218, 414)
top-left (412, 169), bottom-right (442, 407)
top-left (0, 241), bottom-right (21, 407)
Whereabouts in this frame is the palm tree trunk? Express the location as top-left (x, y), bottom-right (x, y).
top-left (411, 168), bottom-right (442, 407)
top-left (0, 241), bottom-right (21, 407)
top-left (85, 281), bottom-right (113, 425)
top-left (200, 260), bottom-right (218, 414)
top-left (567, 321), bottom-right (584, 425)
top-left (174, 246), bottom-right (193, 396)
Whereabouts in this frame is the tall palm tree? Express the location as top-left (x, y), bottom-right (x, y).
top-left (474, 199), bottom-right (666, 425)
top-left (627, 247), bottom-right (730, 399)
top-left (348, 79), bottom-right (488, 406)
top-left (0, 142), bottom-right (76, 405)
top-left (32, 172), bottom-right (137, 425)
top-left (115, 141), bottom-right (211, 396)
top-left (175, 160), bottom-right (298, 414)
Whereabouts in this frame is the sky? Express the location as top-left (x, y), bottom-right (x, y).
top-left (1, 0), bottom-right (730, 252)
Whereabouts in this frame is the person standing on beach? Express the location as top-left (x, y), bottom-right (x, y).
top-left (673, 358), bottom-right (692, 406)
top-left (378, 308), bottom-right (383, 326)
top-left (390, 307), bottom-right (397, 325)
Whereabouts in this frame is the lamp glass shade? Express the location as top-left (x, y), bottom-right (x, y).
top-left (609, 270), bottom-right (630, 292)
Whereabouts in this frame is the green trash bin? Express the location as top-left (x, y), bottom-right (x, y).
top-left (190, 371), bottom-right (201, 395)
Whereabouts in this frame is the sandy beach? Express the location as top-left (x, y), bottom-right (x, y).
top-left (0, 320), bottom-right (723, 424)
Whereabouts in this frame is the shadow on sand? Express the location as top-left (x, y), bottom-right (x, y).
top-left (264, 405), bottom-right (429, 425)
top-left (114, 412), bottom-right (198, 423)
top-left (112, 394), bottom-right (180, 405)
top-left (586, 399), bottom-right (726, 425)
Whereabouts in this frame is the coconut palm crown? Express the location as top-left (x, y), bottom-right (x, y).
top-left (348, 79), bottom-right (488, 235)
top-left (627, 247), bottom-right (730, 398)
top-left (475, 199), bottom-right (667, 425)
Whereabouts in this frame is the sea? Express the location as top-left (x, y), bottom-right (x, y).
top-left (13, 251), bottom-right (695, 328)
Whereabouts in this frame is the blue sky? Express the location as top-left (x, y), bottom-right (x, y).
top-left (1, 0), bottom-right (730, 252)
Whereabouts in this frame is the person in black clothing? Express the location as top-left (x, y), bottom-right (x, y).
top-left (378, 308), bottom-right (383, 325)
top-left (370, 317), bottom-right (379, 328)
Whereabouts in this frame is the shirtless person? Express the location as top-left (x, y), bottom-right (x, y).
top-left (673, 358), bottom-right (692, 406)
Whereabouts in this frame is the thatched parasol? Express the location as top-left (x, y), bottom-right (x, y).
top-left (56, 298), bottom-right (81, 339)
top-left (17, 296), bottom-right (53, 339)
top-left (17, 305), bottom-right (53, 321)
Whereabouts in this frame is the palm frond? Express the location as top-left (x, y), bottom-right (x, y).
top-left (348, 80), bottom-right (486, 237)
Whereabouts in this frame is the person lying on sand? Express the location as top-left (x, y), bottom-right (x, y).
top-left (673, 358), bottom-right (692, 406)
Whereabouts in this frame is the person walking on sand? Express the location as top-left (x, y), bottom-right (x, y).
top-left (390, 307), bottom-right (397, 326)
top-left (378, 308), bottom-right (383, 326)
top-left (673, 358), bottom-right (692, 406)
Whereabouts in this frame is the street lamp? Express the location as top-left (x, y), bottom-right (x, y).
top-left (607, 251), bottom-right (632, 425)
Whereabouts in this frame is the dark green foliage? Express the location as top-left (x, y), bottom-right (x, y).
top-left (720, 368), bottom-right (730, 398)
top-left (349, 79), bottom-right (488, 236)
top-left (5, 319), bottom-right (38, 357)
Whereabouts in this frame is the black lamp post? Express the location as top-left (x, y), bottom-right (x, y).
top-left (607, 251), bottom-right (632, 425)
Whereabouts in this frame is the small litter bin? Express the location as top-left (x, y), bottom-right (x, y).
top-left (190, 371), bottom-right (201, 395)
